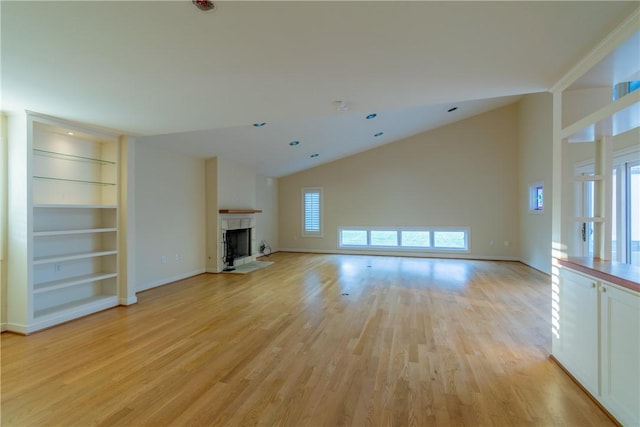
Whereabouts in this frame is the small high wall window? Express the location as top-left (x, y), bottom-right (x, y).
top-left (529, 182), bottom-right (544, 212)
top-left (302, 187), bottom-right (322, 237)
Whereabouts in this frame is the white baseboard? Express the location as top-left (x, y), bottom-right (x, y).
top-left (4, 322), bottom-right (27, 334)
top-left (517, 258), bottom-right (552, 276)
top-left (278, 247), bottom-right (521, 262)
top-left (1, 322), bottom-right (7, 333)
top-left (119, 296), bottom-right (138, 306)
top-left (136, 268), bottom-right (206, 292)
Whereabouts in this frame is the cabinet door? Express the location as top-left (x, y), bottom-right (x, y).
top-left (558, 268), bottom-right (600, 395)
top-left (599, 283), bottom-right (640, 427)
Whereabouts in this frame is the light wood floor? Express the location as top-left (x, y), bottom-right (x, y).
top-left (1, 253), bottom-right (615, 426)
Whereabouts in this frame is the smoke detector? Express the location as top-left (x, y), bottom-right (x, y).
top-left (193, 0), bottom-right (215, 12)
top-left (334, 100), bottom-right (349, 112)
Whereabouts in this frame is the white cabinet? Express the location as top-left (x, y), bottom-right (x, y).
top-left (554, 266), bottom-right (640, 426)
top-left (6, 111), bottom-right (127, 334)
top-left (554, 268), bottom-right (599, 395)
top-left (599, 282), bottom-right (640, 426)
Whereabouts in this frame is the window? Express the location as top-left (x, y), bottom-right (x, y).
top-left (338, 227), bottom-right (469, 252)
top-left (370, 230), bottom-right (398, 246)
top-left (340, 229), bottom-right (367, 246)
top-left (578, 148), bottom-right (639, 266)
top-left (613, 80), bottom-right (640, 100)
top-left (302, 187), bottom-right (322, 237)
top-left (613, 150), bottom-right (640, 266)
top-left (433, 231), bottom-right (466, 249)
top-left (401, 231), bottom-right (431, 247)
top-left (529, 182), bottom-right (544, 212)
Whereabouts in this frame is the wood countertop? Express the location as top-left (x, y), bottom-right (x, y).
top-left (558, 257), bottom-right (640, 293)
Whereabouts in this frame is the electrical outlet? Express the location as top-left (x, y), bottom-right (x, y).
top-left (161, 256), bottom-right (167, 264)
top-left (54, 264), bottom-right (61, 272)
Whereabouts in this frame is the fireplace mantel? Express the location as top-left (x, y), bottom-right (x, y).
top-left (219, 209), bottom-right (262, 214)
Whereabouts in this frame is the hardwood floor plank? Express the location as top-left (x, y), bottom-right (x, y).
top-left (1, 253), bottom-right (617, 426)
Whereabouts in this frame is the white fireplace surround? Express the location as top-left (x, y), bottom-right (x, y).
top-left (219, 214), bottom-right (258, 272)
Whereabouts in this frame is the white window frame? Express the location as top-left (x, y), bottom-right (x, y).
top-left (612, 147), bottom-right (640, 265)
top-left (575, 146), bottom-right (639, 265)
top-left (528, 181), bottom-right (544, 213)
top-left (338, 226), bottom-right (470, 253)
top-left (302, 187), bottom-right (323, 237)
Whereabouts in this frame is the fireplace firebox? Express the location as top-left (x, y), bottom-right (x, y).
top-left (224, 228), bottom-right (251, 271)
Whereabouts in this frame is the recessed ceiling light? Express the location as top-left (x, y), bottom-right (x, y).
top-left (67, 132), bottom-right (74, 135)
top-left (447, 107), bottom-right (458, 112)
top-left (253, 122), bottom-right (266, 127)
top-left (374, 132), bottom-right (384, 137)
top-left (366, 113), bottom-right (377, 120)
top-left (289, 141), bottom-right (300, 146)
top-left (310, 153), bottom-right (319, 158)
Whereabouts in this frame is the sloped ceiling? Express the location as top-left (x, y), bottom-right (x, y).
top-left (2, 1), bottom-right (637, 176)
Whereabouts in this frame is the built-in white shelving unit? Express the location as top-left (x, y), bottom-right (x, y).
top-left (6, 112), bottom-right (125, 334)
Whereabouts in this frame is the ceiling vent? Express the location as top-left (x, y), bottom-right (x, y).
top-left (193, 0), bottom-right (215, 12)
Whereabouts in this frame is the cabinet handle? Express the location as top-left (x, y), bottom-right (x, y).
top-left (600, 286), bottom-right (607, 293)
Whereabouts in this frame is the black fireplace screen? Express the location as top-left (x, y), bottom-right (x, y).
top-left (225, 228), bottom-right (251, 262)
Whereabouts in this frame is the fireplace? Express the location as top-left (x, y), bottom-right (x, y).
top-left (218, 214), bottom-right (257, 272)
top-left (224, 228), bottom-right (251, 270)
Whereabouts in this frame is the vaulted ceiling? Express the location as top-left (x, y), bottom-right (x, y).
top-left (2, 1), bottom-right (637, 176)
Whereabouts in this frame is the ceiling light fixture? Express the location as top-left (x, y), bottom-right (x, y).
top-left (253, 122), bottom-right (266, 127)
top-left (310, 153), bottom-right (319, 158)
top-left (192, 0), bottom-right (215, 11)
top-left (67, 132), bottom-right (74, 135)
top-left (289, 141), bottom-right (300, 146)
top-left (366, 113), bottom-right (377, 120)
top-left (374, 132), bottom-right (384, 137)
top-left (447, 107), bottom-right (458, 112)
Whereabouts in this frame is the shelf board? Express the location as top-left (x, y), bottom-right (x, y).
top-left (33, 250), bottom-right (118, 265)
top-left (34, 228), bottom-right (117, 237)
top-left (562, 90), bottom-right (639, 142)
top-left (34, 272), bottom-right (118, 294)
top-left (33, 148), bottom-right (116, 165)
top-left (34, 204), bottom-right (117, 209)
top-left (219, 209), bottom-right (263, 214)
top-left (33, 176), bottom-right (116, 186)
top-left (34, 295), bottom-right (118, 321)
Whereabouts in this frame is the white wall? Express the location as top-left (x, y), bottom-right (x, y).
top-left (278, 104), bottom-right (520, 260)
top-left (255, 175), bottom-right (279, 254)
top-left (205, 157), bottom-right (219, 272)
top-left (0, 114), bottom-right (7, 330)
top-left (134, 143), bottom-right (206, 291)
top-left (217, 158), bottom-right (257, 209)
top-left (517, 92), bottom-right (553, 274)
